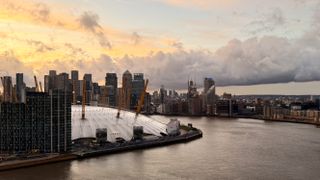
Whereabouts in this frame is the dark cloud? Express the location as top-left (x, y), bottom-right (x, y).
top-left (79, 11), bottom-right (112, 49)
top-left (112, 30), bottom-right (320, 89)
top-left (27, 39), bottom-right (53, 52)
top-left (131, 32), bottom-right (141, 45)
top-left (170, 40), bottom-right (184, 50)
top-left (79, 11), bottom-right (101, 31)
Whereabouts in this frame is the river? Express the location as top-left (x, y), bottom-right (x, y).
top-left (1, 116), bottom-right (320, 180)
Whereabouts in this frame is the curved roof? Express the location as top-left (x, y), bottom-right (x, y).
top-left (72, 105), bottom-right (167, 142)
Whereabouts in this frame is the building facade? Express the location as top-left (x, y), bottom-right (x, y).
top-left (105, 73), bottom-right (118, 106)
top-left (122, 70), bottom-right (132, 109)
top-left (0, 90), bottom-right (72, 154)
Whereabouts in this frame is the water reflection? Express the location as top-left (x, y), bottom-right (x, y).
top-left (1, 117), bottom-right (320, 180)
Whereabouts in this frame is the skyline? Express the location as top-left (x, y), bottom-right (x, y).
top-left (1, 0), bottom-right (320, 94)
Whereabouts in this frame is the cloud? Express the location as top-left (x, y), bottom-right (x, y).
top-left (157, 0), bottom-right (235, 9)
top-left (79, 11), bottom-right (112, 49)
top-left (246, 8), bottom-right (286, 35)
top-left (26, 39), bottom-right (53, 52)
top-left (2, 0), bottom-right (320, 90)
top-left (0, 52), bottom-right (35, 83)
top-left (170, 40), bottom-right (184, 50)
top-left (1, 0), bottom-right (113, 49)
top-left (79, 11), bottom-right (101, 31)
top-left (3, 28), bottom-right (320, 89)
top-left (131, 32), bottom-right (142, 45)
top-left (111, 27), bottom-right (320, 89)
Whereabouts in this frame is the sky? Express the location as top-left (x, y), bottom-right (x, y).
top-left (0, 0), bottom-right (320, 95)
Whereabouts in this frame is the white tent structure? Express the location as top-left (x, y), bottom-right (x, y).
top-left (72, 105), bottom-right (167, 142)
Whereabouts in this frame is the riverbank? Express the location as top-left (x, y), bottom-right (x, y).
top-left (0, 128), bottom-right (202, 172)
top-left (153, 114), bottom-right (320, 126)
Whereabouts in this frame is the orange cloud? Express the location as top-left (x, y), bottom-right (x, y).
top-left (0, 0), bottom-right (175, 60)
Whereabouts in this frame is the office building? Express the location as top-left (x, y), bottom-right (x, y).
top-left (71, 70), bottom-right (80, 103)
top-left (132, 73), bottom-right (145, 109)
top-left (16, 73), bottom-right (25, 103)
top-left (105, 73), bottom-right (118, 106)
top-left (83, 74), bottom-right (92, 104)
top-left (3, 76), bottom-right (13, 103)
top-left (122, 70), bottom-right (132, 109)
top-left (204, 78), bottom-right (215, 94)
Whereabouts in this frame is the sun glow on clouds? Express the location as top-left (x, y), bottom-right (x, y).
top-left (1, 0), bottom-right (320, 94)
top-left (0, 0), bottom-right (174, 63)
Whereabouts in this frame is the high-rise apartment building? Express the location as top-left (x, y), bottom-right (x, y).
top-left (0, 90), bottom-right (72, 154)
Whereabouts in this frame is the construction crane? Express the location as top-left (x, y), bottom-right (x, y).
top-left (135, 79), bottom-right (149, 119)
top-left (39, 81), bottom-right (43, 92)
top-left (34, 76), bottom-right (39, 92)
top-left (81, 79), bottom-right (86, 120)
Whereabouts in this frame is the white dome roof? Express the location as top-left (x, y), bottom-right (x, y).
top-left (72, 105), bottom-right (167, 142)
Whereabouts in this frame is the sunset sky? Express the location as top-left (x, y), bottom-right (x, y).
top-left (1, 0), bottom-right (320, 95)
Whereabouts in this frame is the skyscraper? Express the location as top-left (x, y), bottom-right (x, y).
top-left (84, 74), bottom-right (93, 104)
top-left (71, 70), bottom-right (79, 81)
top-left (122, 70), bottom-right (132, 109)
top-left (203, 77), bottom-right (216, 115)
top-left (132, 73), bottom-right (145, 108)
top-left (3, 76), bottom-right (13, 103)
top-left (204, 78), bottom-right (215, 94)
top-left (16, 73), bottom-right (25, 103)
top-left (56, 73), bottom-right (71, 92)
top-left (44, 70), bottom-right (57, 93)
top-left (71, 70), bottom-right (80, 103)
top-left (105, 73), bottom-right (118, 106)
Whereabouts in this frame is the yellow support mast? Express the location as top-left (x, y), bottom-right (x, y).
top-left (135, 79), bottom-right (149, 118)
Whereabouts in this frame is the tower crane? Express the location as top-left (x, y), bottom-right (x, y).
top-left (135, 79), bottom-right (149, 119)
top-left (39, 81), bottom-right (43, 92)
top-left (34, 76), bottom-right (39, 92)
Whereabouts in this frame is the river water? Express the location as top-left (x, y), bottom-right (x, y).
top-left (1, 116), bottom-right (320, 180)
